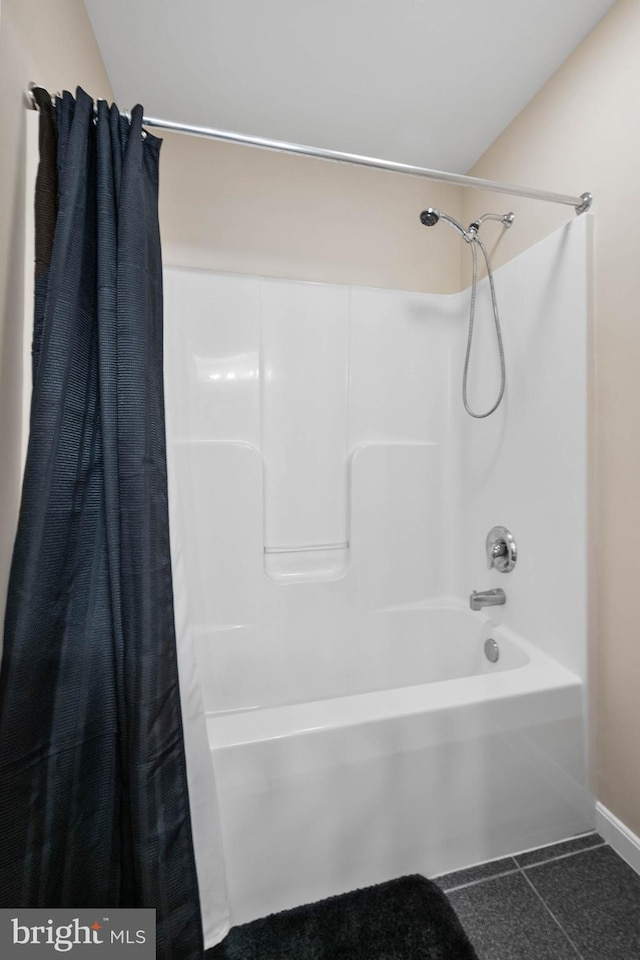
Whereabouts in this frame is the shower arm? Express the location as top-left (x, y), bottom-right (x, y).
top-left (468, 212), bottom-right (515, 232)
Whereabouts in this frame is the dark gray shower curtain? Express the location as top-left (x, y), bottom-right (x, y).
top-left (0, 87), bottom-right (203, 959)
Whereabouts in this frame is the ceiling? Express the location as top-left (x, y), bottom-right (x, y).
top-left (84, 0), bottom-right (616, 174)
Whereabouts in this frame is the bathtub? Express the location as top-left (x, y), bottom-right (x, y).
top-left (207, 604), bottom-right (593, 925)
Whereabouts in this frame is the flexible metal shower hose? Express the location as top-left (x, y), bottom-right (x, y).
top-left (463, 235), bottom-right (506, 418)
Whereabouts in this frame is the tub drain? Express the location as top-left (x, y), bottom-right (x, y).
top-left (484, 638), bottom-right (500, 663)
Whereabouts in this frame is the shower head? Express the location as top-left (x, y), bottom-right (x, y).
top-left (420, 208), bottom-right (440, 227)
top-left (420, 208), bottom-right (469, 240)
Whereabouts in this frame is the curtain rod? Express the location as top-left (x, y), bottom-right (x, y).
top-left (27, 86), bottom-right (593, 214)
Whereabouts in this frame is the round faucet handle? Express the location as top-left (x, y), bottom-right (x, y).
top-left (486, 526), bottom-right (517, 572)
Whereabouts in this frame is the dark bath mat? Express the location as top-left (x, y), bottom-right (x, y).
top-left (206, 874), bottom-right (479, 960)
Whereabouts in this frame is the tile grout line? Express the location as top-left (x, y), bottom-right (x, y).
top-left (442, 866), bottom-right (519, 894)
top-left (441, 842), bottom-right (607, 894)
top-left (518, 864), bottom-right (585, 960)
top-left (519, 842), bottom-right (606, 872)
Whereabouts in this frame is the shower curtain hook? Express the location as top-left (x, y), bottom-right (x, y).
top-left (26, 81), bottom-right (42, 110)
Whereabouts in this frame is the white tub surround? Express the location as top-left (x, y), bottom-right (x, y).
top-left (164, 216), bottom-right (593, 925)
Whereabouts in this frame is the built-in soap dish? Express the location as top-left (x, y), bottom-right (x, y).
top-left (264, 542), bottom-right (350, 583)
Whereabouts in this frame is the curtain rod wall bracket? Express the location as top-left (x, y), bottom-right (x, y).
top-left (575, 193), bottom-right (593, 215)
top-left (26, 84), bottom-right (593, 215)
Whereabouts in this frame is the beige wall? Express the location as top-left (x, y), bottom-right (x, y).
top-left (462, 0), bottom-right (640, 834)
top-left (158, 130), bottom-right (462, 292)
top-left (0, 0), bottom-right (112, 623)
top-left (2, 0), bottom-right (631, 839)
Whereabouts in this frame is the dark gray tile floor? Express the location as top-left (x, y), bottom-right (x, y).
top-left (436, 833), bottom-right (640, 960)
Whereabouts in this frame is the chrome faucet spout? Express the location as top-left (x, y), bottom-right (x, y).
top-left (470, 588), bottom-right (506, 611)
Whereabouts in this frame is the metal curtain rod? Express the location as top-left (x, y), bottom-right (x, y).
top-left (27, 86), bottom-right (593, 214)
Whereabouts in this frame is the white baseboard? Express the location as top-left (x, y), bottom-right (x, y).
top-left (596, 802), bottom-right (640, 876)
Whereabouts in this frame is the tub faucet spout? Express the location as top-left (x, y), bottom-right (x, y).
top-left (470, 588), bottom-right (506, 611)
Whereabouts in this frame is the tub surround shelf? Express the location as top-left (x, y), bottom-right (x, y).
top-left (264, 544), bottom-right (350, 582)
top-left (264, 542), bottom-right (350, 553)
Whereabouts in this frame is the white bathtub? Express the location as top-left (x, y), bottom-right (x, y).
top-left (207, 605), bottom-right (594, 925)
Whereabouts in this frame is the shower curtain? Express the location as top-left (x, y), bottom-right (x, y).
top-left (0, 87), bottom-right (228, 956)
